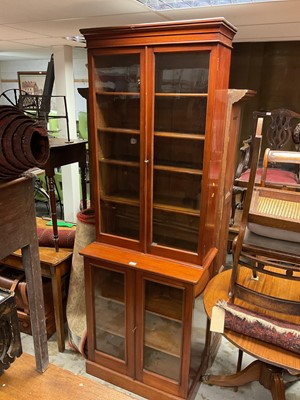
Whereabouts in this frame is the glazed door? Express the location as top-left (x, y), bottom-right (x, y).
top-left (86, 260), bottom-right (135, 376)
top-left (135, 272), bottom-right (193, 397)
top-left (91, 49), bottom-right (145, 250)
top-left (147, 47), bottom-right (211, 263)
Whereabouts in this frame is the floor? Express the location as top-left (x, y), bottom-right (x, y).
top-left (24, 202), bottom-right (300, 399)
top-left (20, 308), bottom-right (300, 400)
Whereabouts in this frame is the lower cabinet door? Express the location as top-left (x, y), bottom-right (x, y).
top-left (135, 272), bottom-right (193, 397)
top-left (86, 258), bottom-right (202, 398)
top-left (87, 261), bottom-right (135, 376)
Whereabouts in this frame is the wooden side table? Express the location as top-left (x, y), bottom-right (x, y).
top-left (45, 138), bottom-right (87, 251)
top-left (1, 218), bottom-right (75, 352)
top-left (0, 177), bottom-right (48, 372)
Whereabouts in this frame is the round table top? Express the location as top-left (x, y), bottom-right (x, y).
top-left (203, 269), bottom-right (300, 373)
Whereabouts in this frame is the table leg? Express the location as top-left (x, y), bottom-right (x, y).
top-left (50, 265), bottom-right (65, 352)
top-left (47, 174), bottom-right (59, 252)
top-left (79, 160), bottom-right (87, 210)
top-left (22, 243), bottom-right (49, 372)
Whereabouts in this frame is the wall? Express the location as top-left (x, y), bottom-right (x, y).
top-left (0, 48), bottom-right (88, 121)
top-left (230, 41), bottom-right (300, 154)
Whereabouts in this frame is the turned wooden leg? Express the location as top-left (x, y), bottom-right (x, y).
top-left (203, 361), bottom-right (286, 400)
top-left (47, 174), bottom-right (59, 252)
top-left (260, 365), bottom-right (285, 400)
top-left (203, 360), bottom-right (262, 387)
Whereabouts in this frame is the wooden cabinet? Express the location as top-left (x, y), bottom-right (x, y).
top-left (82, 242), bottom-right (211, 399)
top-left (81, 18), bottom-right (237, 399)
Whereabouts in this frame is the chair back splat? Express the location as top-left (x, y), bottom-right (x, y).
top-left (231, 107), bottom-right (300, 225)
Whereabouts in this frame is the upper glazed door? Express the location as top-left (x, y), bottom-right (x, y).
top-left (92, 49), bottom-right (146, 249)
top-left (91, 44), bottom-right (220, 264)
top-left (147, 46), bottom-right (211, 262)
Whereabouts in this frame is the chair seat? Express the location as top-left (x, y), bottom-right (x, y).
top-left (244, 227), bottom-right (300, 255)
top-left (203, 269), bottom-right (300, 372)
top-left (238, 167), bottom-right (298, 186)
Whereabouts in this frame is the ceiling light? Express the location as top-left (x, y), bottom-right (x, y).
top-left (65, 35), bottom-right (86, 43)
top-left (136, 0), bottom-right (279, 10)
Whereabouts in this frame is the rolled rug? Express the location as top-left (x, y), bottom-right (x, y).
top-left (66, 208), bottom-right (95, 356)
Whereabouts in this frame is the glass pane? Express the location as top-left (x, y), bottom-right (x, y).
top-left (94, 53), bottom-right (141, 240)
top-left (93, 267), bottom-right (125, 360)
top-left (189, 295), bottom-right (207, 388)
top-left (100, 131), bottom-right (140, 162)
top-left (97, 95), bottom-right (140, 130)
top-left (154, 136), bottom-right (204, 169)
top-left (155, 97), bottom-right (207, 134)
top-left (153, 170), bottom-right (201, 209)
top-left (100, 203), bottom-right (139, 239)
top-left (152, 51), bottom-right (208, 252)
top-left (155, 52), bottom-right (209, 94)
top-left (153, 210), bottom-right (199, 252)
top-left (95, 54), bottom-right (140, 93)
top-left (144, 280), bottom-right (184, 381)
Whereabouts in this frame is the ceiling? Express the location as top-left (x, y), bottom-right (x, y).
top-left (0, 0), bottom-right (299, 60)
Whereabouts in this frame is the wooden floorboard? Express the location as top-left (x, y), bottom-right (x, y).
top-left (0, 353), bottom-right (132, 400)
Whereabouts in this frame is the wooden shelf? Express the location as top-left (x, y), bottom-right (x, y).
top-left (95, 297), bottom-right (125, 337)
top-left (144, 347), bottom-right (181, 381)
top-left (98, 127), bottom-right (140, 135)
top-left (100, 192), bottom-right (200, 216)
top-left (145, 296), bottom-right (183, 322)
top-left (154, 164), bottom-right (202, 175)
top-left (100, 159), bottom-right (201, 174)
top-left (101, 193), bottom-right (139, 207)
top-left (153, 199), bottom-right (200, 216)
top-left (98, 278), bottom-right (124, 304)
top-left (98, 127), bottom-right (204, 139)
top-left (100, 159), bottom-right (139, 168)
top-left (155, 93), bottom-right (208, 97)
top-left (96, 330), bottom-right (125, 360)
top-left (144, 312), bottom-right (182, 357)
top-left (96, 91), bottom-right (140, 96)
top-left (154, 131), bottom-right (205, 140)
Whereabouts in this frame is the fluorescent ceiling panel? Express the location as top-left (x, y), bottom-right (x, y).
top-left (136, 0), bottom-right (279, 10)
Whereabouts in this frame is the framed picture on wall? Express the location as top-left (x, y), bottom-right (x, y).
top-left (18, 71), bottom-right (46, 95)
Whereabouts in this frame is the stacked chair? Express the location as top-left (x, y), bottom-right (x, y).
top-left (203, 116), bottom-right (300, 400)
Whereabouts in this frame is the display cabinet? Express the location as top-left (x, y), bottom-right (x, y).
top-left (80, 18), bottom-right (237, 399)
top-left (82, 242), bottom-right (213, 399)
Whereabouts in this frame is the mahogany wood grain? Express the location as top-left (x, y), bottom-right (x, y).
top-left (215, 89), bottom-right (256, 274)
top-left (204, 269), bottom-right (300, 372)
top-left (0, 177), bottom-right (48, 372)
top-left (81, 18), bottom-right (237, 400)
top-left (1, 217), bottom-right (74, 352)
top-left (80, 241), bottom-right (212, 286)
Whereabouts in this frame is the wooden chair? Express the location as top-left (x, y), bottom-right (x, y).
top-left (231, 108), bottom-right (300, 225)
top-left (203, 119), bottom-right (300, 400)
